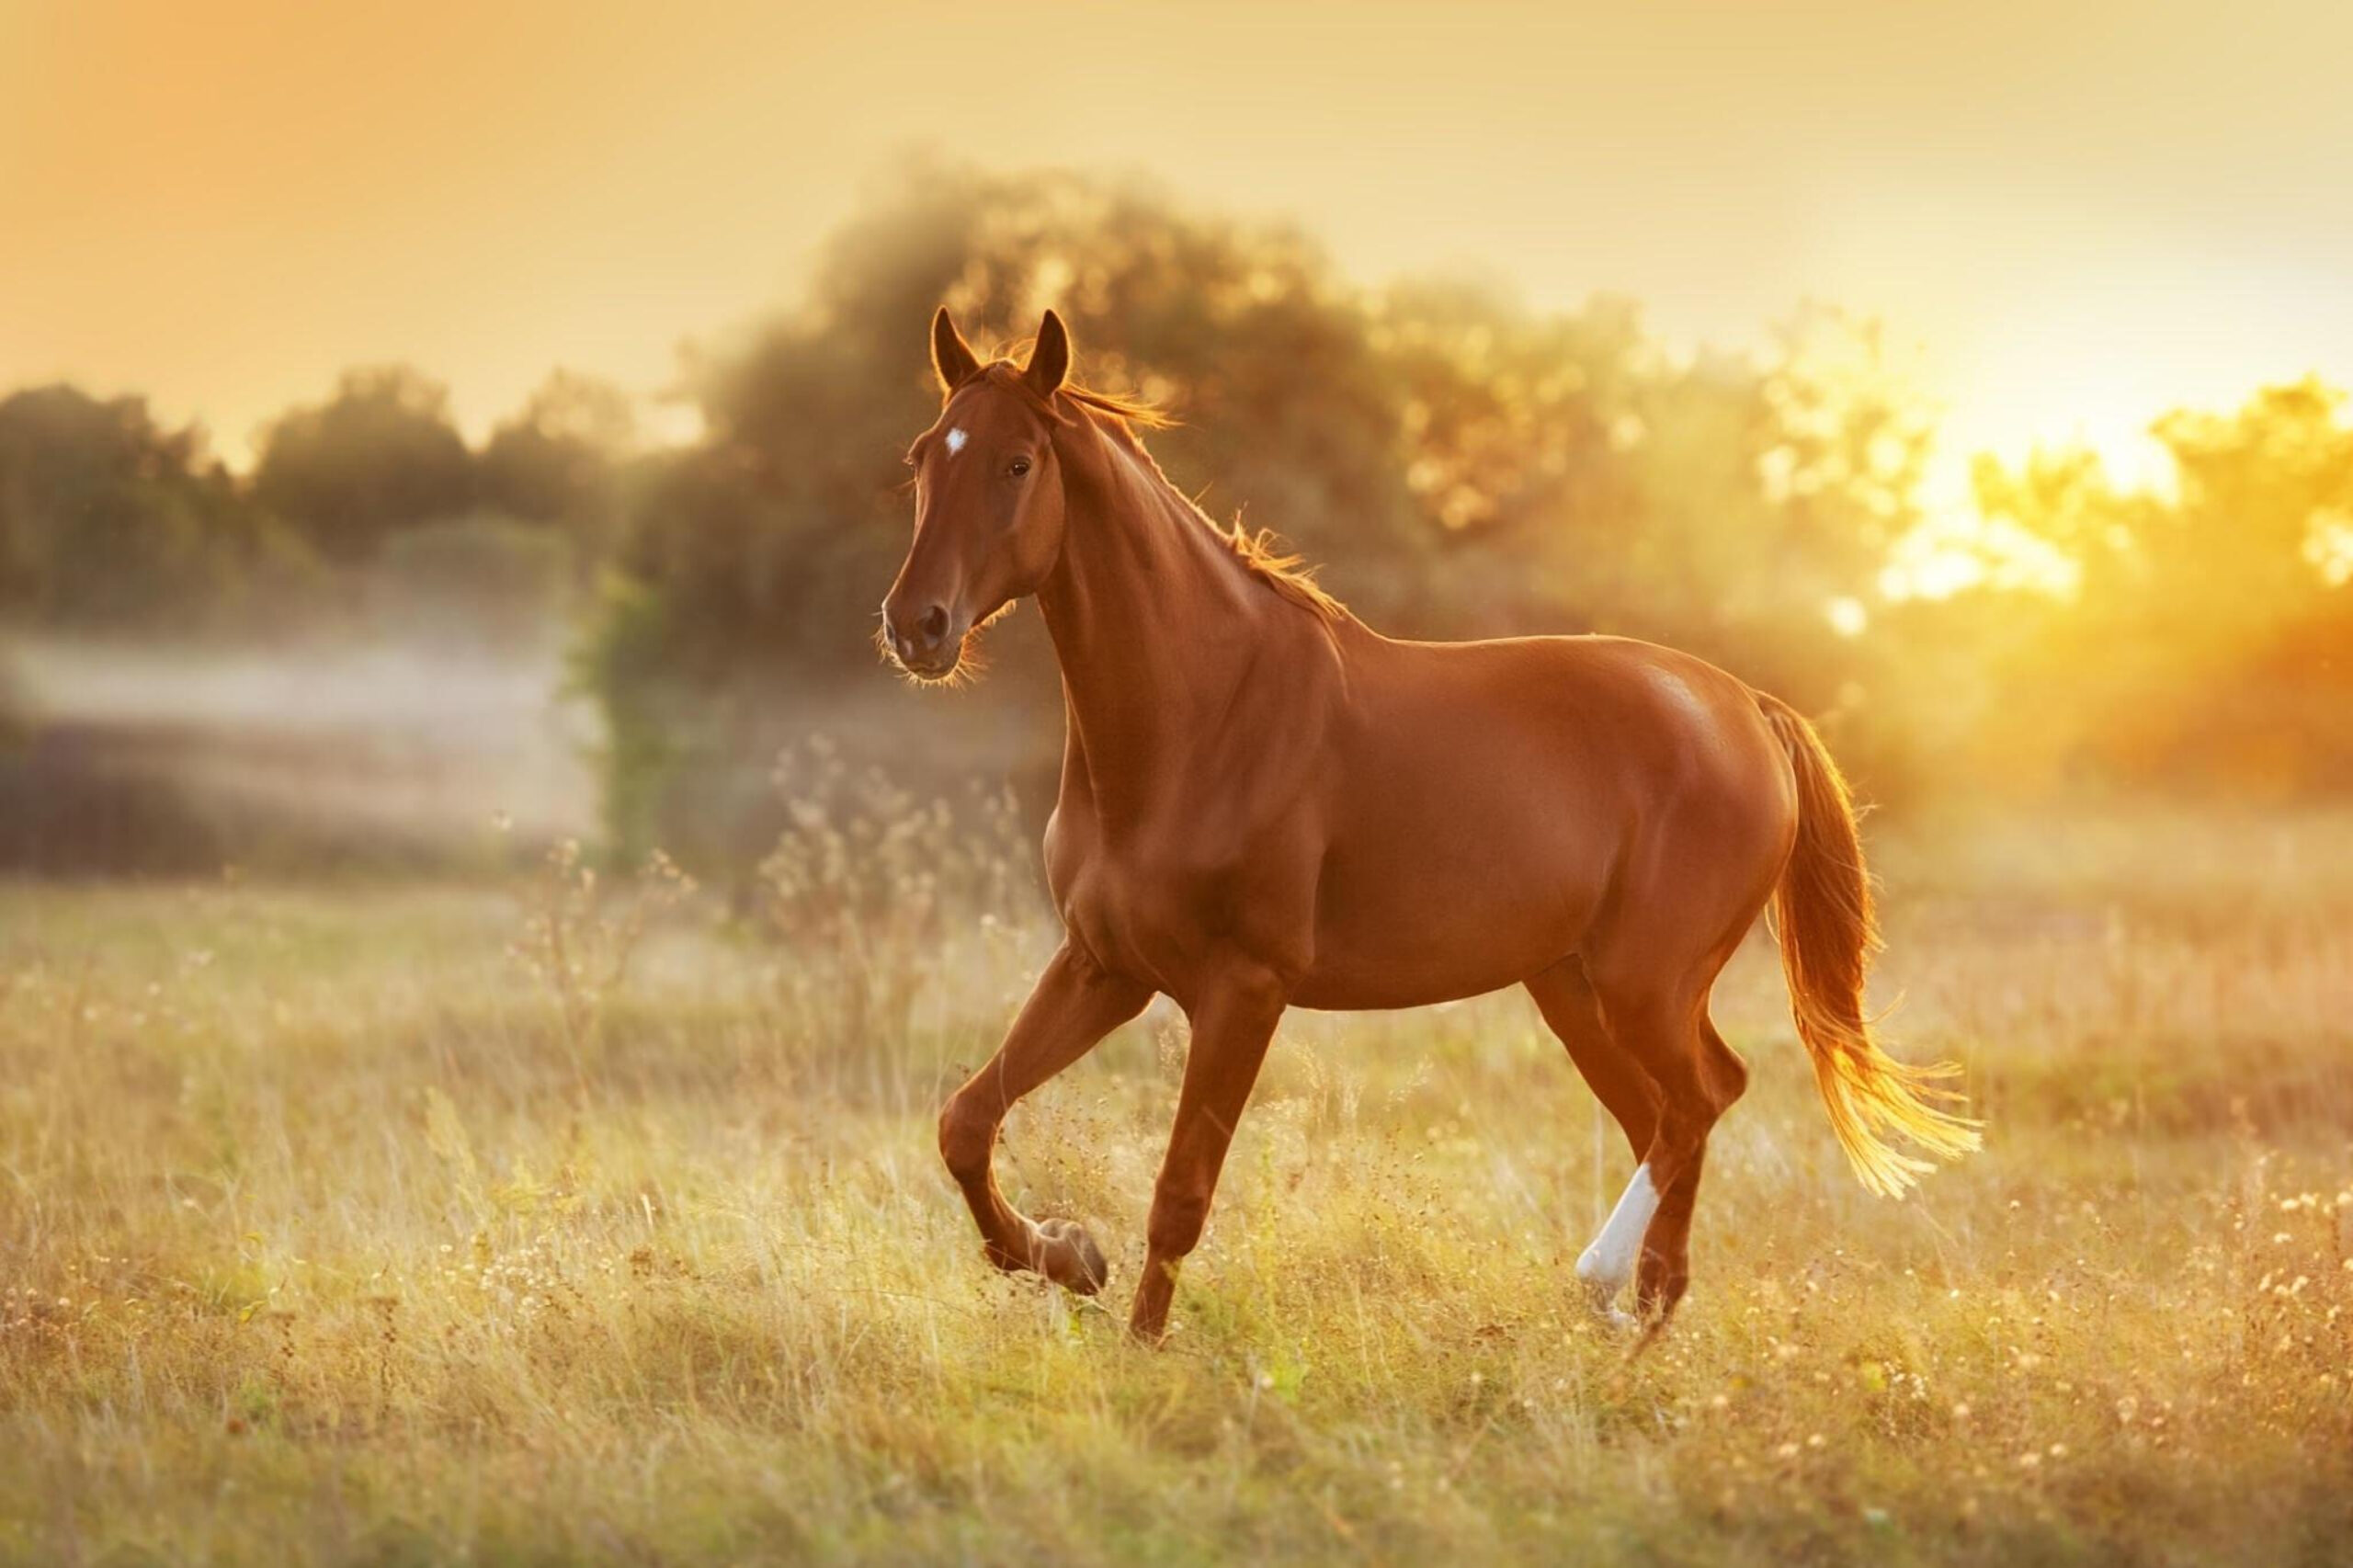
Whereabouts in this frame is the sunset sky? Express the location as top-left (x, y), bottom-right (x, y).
top-left (6, 0), bottom-right (2352, 488)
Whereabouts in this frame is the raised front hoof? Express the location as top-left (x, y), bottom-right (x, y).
top-left (1583, 1291), bottom-right (1639, 1336)
top-left (1031, 1218), bottom-right (1110, 1296)
top-left (981, 1220), bottom-right (1109, 1294)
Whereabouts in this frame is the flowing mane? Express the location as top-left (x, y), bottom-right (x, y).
top-left (962, 358), bottom-right (1348, 625)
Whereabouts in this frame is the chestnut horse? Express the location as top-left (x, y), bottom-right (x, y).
top-left (883, 308), bottom-right (1978, 1342)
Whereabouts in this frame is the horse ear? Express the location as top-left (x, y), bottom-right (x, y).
top-left (1024, 310), bottom-right (1071, 398)
top-left (931, 307), bottom-right (981, 393)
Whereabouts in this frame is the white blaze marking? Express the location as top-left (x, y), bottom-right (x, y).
top-left (944, 426), bottom-right (968, 457)
top-left (1575, 1163), bottom-right (1659, 1301)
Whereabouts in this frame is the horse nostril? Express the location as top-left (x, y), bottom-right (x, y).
top-left (919, 605), bottom-right (950, 644)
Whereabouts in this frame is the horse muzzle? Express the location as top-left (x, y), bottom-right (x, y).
top-left (881, 598), bottom-right (967, 679)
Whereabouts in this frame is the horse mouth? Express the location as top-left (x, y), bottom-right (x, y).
top-left (896, 648), bottom-right (963, 683)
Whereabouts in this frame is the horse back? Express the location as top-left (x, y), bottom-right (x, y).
top-left (1290, 631), bottom-right (1795, 1008)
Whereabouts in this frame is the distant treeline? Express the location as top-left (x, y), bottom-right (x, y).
top-left (6, 162), bottom-right (2349, 875)
top-left (0, 365), bottom-right (632, 642)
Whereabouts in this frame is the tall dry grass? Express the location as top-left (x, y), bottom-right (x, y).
top-left (0, 791), bottom-right (2347, 1564)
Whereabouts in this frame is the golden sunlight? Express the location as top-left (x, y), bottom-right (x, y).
top-left (6, 6), bottom-right (2351, 1563)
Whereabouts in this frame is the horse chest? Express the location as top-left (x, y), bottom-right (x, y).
top-left (1056, 843), bottom-right (1220, 955)
top-left (1045, 810), bottom-right (1314, 991)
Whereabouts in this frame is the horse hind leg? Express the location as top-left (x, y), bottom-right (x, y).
top-left (1630, 1014), bottom-right (1747, 1324)
top-left (1527, 960), bottom-right (1661, 1328)
top-left (1573, 976), bottom-right (1747, 1332)
top-left (1527, 958), bottom-right (1659, 1161)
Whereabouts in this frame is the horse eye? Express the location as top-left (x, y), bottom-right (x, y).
top-left (1008, 457), bottom-right (1031, 478)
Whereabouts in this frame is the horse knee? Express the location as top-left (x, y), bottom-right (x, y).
top-left (938, 1092), bottom-right (995, 1183)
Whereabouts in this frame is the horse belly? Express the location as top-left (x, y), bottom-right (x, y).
top-left (1291, 785), bottom-right (1615, 1009)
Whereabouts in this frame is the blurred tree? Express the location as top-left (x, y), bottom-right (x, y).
top-left (0, 385), bottom-right (304, 629)
top-left (251, 366), bottom-right (475, 561)
top-left (478, 369), bottom-right (636, 559)
top-left (2143, 379), bottom-right (2350, 636)
top-left (1945, 381), bottom-right (2353, 797)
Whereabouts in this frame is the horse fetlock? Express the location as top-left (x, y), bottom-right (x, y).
top-left (1574, 1258), bottom-right (1639, 1334)
top-left (1576, 1161), bottom-right (1660, 1300)
top-left (1574, 1245), bottom-right (1630, 1309)
top-left (1128, 1256), bottom-right (1181, 1344)
top-left (1636, 1266), bottom-right (1690, 1325)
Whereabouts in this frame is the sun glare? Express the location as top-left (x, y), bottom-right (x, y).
top-left (1887, 449), bottom-right (2086, 602)
top-left (2311, 508), bottom-right (2353, 586)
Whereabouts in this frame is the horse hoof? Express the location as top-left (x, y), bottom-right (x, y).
top-left (1032, 1218), bottom-right (1109, 1295)
top-left (1578, 1276), bottom-right (1637, 1334)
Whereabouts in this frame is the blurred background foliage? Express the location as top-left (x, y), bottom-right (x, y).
top-left (4, 164), bottom-right (2348, 880)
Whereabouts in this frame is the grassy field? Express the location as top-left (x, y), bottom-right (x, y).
top-left (2, 811), bottom-right (2349, 1565)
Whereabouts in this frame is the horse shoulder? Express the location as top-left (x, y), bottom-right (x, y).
top-left (1046, 639), bottom-right (1339, 992)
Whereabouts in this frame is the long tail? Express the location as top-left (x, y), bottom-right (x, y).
top-left (1756, 691), bottom-right (1981, 1197)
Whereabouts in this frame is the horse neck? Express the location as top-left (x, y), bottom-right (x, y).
top-left (1036, 416), bottom-right (1273, 816)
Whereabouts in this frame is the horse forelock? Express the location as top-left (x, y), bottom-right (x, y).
top-left (952, 358), bottom-right (1173, 431)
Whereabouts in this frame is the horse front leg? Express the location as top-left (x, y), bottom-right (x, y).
top-left (938, 942), bottom-right (1151, 1293)
top-left (1129, 965), bottom-right (1288, 1343)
